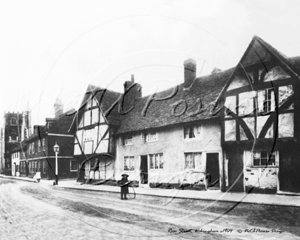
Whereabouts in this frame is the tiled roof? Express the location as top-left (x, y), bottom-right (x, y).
top-left (70, 36), bottom-right (300, 135)
top-left (115, 68), bottom-right (233, 134)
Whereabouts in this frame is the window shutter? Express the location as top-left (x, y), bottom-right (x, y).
top-left (141, 133), bottom-right (146, 143)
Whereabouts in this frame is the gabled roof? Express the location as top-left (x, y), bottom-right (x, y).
top-left (216, 36), bottom-right (300, 104)
top-left (68, 85), bottom-right (122, 133)
top-left (70, 36), bottom-right (300, 135)
top-left (116, 68), bottom-right (233, 134)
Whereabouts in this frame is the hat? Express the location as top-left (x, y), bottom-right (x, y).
top-left (121, 173), bottom-right (129, 177)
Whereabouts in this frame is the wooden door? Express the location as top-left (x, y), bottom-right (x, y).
top-left (279, 149), bottom-right (300, 193)
top-left (227, 151), bottom-right (244, 192)
top-left (206, 153), bottom-right (220, 189)
top-left (140, 155), bottom-right (148, 184)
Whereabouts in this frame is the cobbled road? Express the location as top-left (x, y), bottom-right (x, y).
top-left (0, 178), bottom-right (300, 240)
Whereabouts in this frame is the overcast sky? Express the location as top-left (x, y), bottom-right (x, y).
top-left (1, 0), bottom-right (300, 125)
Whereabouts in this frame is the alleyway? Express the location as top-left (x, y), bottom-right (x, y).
top-left (0, 178), bottom-right (299, 240)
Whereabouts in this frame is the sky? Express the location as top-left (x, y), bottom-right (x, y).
top-left (1, 0), bottom-right (300, 126)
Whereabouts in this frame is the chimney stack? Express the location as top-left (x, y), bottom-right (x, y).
top-left (183, 59), bottom-right (197, 89)
top-left (121, 75), bottom-right (142, 112)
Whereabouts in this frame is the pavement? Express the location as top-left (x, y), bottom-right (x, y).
top-left (1, 174), bottom-right (300, 207)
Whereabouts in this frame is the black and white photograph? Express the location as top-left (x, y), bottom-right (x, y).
top-left (1, 0), bottom-right (300, 239)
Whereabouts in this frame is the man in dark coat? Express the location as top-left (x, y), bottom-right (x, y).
top-left (118, 174), bottom-right (129, 200)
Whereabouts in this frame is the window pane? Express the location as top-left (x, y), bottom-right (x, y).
top-left (253, 159), bottom-right (260, 166)
top-left (130, 157), bottom-right (135, 170)
top-left (185, 153), bottom-right (194, 170)
top-left (257, 89), bottom-right (275, 114)
top-left (159, 154), bottom-right (164, 169)
top-left (124, 157), bottom-right (128, 170)
top-left (150, 155), bottom-right (154, 169)
top-left (261, 158), bottom-right (267, 166)
top-left (184, 127), bottom-right (189, 139)
top-left (194, 153), bottom-right (202, 170)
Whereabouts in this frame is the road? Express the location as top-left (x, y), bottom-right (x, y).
top-left (0, 178), bottom-right (299, 240)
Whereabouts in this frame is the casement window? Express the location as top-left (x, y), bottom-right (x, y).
top-left (184, 125), bottom-right (201, 139)
top-left (70, 160), bottom-right (78, 172)
top-left (32, 142), bottom-right (35, 154)
top-left (124, 156), bottom-right (135, 171)
top-left (43, 160), bottom-right (47, 174)
top-left (123, 136), bottom-right (133, 146)
top-left (149, 153), bottom-right (164, 169)
top-left (257, 88), bottom-right (275, 114)
top-left (38, 141), bottom-right (41, 152)
top-left (28, 144), bottom-right (32, 154)
top-left (37, 161), bottom-right (41, 172)
top-left (24, 128), bottom-right (28, 139)
top-left (42, 138), bottom-right (46, 151)
top-left (184, 152), bottom-right (203, 170)
top-left (253, 151), bottom-right (276, 167)
top-left (142, 132), bottom-right (158, 142)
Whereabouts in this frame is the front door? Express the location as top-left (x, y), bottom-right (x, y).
top-left (140, 155), bottom-right (148, 184)
top-left (206, 153), bottom-right (220, 189)
top-left (227, 151), bottom-right (244, 192)
top-left (279, 149), bottom-right (300, 193)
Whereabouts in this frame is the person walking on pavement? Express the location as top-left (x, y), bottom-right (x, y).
top-left (118, 174), bottom-right (130, 200)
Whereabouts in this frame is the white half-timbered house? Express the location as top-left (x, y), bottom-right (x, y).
top-left (217, 36), bottom-right (300, 194)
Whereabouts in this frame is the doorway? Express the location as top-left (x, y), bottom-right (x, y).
top-left (206, 153), bottom-right (220, 189)
top-left (279, 149), bottom-right (300, 193)
top-left (140, 155), bottom-right (148, 184)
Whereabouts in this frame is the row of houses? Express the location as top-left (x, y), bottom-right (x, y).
top-left (2, 36), bottom-right (300, 194)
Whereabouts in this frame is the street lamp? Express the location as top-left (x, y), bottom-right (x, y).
top-left (53, 142), bottom-right (60, 185)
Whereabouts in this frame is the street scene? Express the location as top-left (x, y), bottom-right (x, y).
top-left (1, 1), bottom-right (300, 239)
top-left (1, 177), bottom-right (300, 240)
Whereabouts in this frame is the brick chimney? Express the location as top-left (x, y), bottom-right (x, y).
top-left (183, 59), bottom-right (197, 89)
top-left (121, 74), bottom-right (142, 112)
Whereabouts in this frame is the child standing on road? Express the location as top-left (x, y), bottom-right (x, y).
top-left (118, 174), bottom-right (129, 200)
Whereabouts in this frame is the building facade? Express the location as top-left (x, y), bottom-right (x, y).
top-left (18, 114), bottom-right (75, 180)
top-left (71, 36), bottom-right (300, 194)
top-left (2, 111), bottom-right (31, 175)
top-left (219, 36), bottom-right (300, 194)
top-left (69, 80), bottom-right (142, 183)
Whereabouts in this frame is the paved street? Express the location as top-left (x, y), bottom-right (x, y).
top-left (0, 178), bottom-right (300, 240)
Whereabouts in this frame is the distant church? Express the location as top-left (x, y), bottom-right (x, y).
top-left (0, 111), bottom-right (31, 175)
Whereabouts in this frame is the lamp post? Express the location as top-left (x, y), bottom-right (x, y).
top-left (53, 142), bottom-right (60, 185)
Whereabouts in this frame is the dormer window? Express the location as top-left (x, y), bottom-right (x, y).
top-left (123, 136), bottom-right (133, 146)
top-left (184, 125), bottom-right (201, 139)
top-left (145, 132), bottom-right (158, 142)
